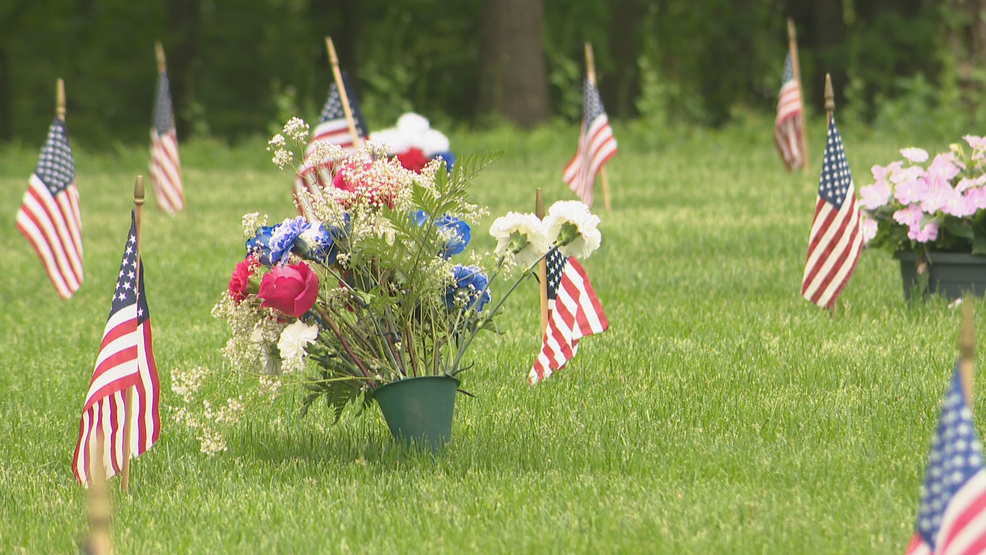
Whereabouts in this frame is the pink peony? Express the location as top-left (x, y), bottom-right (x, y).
top-left (860, 181), bottom-right (891, 210)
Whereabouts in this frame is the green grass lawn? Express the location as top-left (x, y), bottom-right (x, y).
top-left (0, 118), bottom-right (979, 553)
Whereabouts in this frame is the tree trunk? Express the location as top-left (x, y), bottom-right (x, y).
top-left (478, 0), bottom-right (549, 128)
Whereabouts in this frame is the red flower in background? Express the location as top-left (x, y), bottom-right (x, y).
top-left (396, 148), bottom-right (429, 173)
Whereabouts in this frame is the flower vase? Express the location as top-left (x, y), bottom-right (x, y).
top-left (371, 375), bottom-right (460, 453)
top-left (896, 251), bottom-right (986, 300)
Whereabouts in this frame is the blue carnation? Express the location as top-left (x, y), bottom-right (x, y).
top-left (445, 264), bottom-right (491, 312)
top-left (269, 217), bottom-right (311, 265)
top-left (438, 215), bottom-right (470, 258)
top-left (295, 223), bottom-right (338, 265)
top-left (434, 151), bottom-right (456, 172)
top-left (246, 226), bottom-right (275, 266)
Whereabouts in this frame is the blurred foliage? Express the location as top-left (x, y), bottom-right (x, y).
top-left (2, 0), bottom-right (986, 149)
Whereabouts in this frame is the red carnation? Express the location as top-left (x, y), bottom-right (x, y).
top-left (228, 255), bottom-right (259, 303)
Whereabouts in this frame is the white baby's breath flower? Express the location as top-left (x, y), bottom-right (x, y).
top-left (277, 320), bottom-right (319, 373)
top-left (543, 200), bottom-right (602, 260)
top-left (242, 212), bottom-right (267, 238)
top-left (282, 117), bottom-right (310, 142)
top-left (271, 149), bottom-right (294, 170)
top-left (489, 212), bottom-right (548, 268)
top-left (267, 134), bottom-right (286, 151)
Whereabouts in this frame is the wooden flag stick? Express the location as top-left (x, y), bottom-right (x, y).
top-left (787, 18), bottom-right (809, 174)
top-left (325, 36), bottom-right (362, 150)
top-left (87, 430), bottom-right (113, 555)
top-left (120, 176), bottom-right (145, 493)
top-left (56, 78), bottom-right (66, 122)
top-left (155, 41), bottom-right (167, 74)
top-left (536, 188), bottom-right (549, 335)
top-left (584, 42), bottom-right (612, 212)
top-left (960, 298), bottom-right (976, 411)
top-left (822, 73), bottom-right (837, 319)
top-left (824, 73), bottom-right (835, 127)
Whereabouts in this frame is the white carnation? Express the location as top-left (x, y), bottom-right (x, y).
top-left (489, 212), bottom-right (548, 268)
top-left (543, 201), bottom-right (602, 260)
top-left (277, 320), bottom-right (319, 373)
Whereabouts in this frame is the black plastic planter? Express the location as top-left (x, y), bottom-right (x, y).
top-left (896, 251), bottom-right (986, 300)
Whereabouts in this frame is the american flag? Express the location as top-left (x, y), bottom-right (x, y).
top-left (801, 117), bottom-right (862, 309)
top-left (563, 78), bottom-right (617, 208)
top-left (529, 249), bottom-right (609, 384)
top-left (150, 69), bottom-right (185, 214)
top-left (72, 211), bottom-right (160, 486)
top-left (294, 71), bottom-right (368, 219)
top-left (905, 365), bottom-right (986, 555)
top-left (775, 53), bottom-right (805, 172)
top-left (16, 117), bottom-right (83, 299)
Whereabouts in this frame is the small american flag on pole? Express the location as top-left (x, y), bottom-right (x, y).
top-left (775, 53), bottom-right (805, 172)
top-left (530, 249), bottom-right (609, 384)
top-left (72, 211), bottom-right (160, 486)
top-left (563, 78), bottom-right (617, 208)
top-left (150, 69), bottom-right (185, 214)
top-left (16, 117), bottom-right (83, 299)
top-left (294, 72), bottom-right (368, 219)
top-left (801, 116), bottom-right (862, 309)
top-left (905, 365), bottom-right (986, 555)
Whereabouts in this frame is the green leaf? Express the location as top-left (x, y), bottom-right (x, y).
top-left (944, 219), bottom-right (974, 240)
top-left (973, 236), bottom-right (986, 255)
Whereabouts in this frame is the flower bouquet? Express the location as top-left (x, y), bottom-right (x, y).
top-left (860, 135), bottom-right (986, 298)
top-left (212, 118), bottom-right (601, 446)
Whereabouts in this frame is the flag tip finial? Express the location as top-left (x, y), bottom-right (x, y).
top-left (56, 79), bottom-right (65, 121)
top-left (134, 175), bottom-right (145, 205)
top-left (155, 41), bottom-right (166, 73)
top-left (824, 73), bottom-right (835, 119)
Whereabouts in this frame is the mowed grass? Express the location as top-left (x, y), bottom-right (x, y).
top-left (0, 119), bottom-right (979, 553)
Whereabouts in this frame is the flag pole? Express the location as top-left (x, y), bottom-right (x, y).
top-left (822, 73), bottom-right (837, 318)
top-left (824, 74), bottom-right (834, 127)
top-left (86, 430), bottom-right (113, 555)
top-left (584, 42), bottom-right (612, 212)
top-left (325, 36), bottom-right (362, 150)
top-left (155, 41), bottom-right (167, 74)
top-left (960, 298), bottom-right (976, 411)
top-left (536, 188), bottom-right (549, 335)
top-left (787, 18), bottom-right (809, 174)
top-left (120, 175), bottom-right (144, 493)
top-left (56, 78), bottom-right (66, 122)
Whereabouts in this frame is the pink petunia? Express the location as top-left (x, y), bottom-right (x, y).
top-left (964, 135), bottom-right (986, 150)
top-left (860, 181), bottom-right (892, 210)
top-left (861, 216), bottom-right (878, 245)
top-left (871, 161), bottom-right (902, 182)
top-left (893, 204), bottom-right (925, 228)
top-left (965, 187), bottom-right (986, 211)
top-left (926, 153), bottom-right (961, 182)
top-left (908, 221), bottom-right (939, 243)
top-left (900, 147), bottom-right (929, 163)
top-left (942, 188), bottom-right (975, 217)
top-left (894, 177), bottom-right (929, 205)
top-left (890, 165), bottom-right (924, 184)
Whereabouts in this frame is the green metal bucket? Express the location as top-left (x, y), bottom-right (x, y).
top-left (372, 375), bottom-right (460, 452)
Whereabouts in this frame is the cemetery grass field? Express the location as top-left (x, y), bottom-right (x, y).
top-left (1, 119), bottom-right (980, 554)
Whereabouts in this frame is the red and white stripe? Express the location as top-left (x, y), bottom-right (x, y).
top-left (72, 304), bottom-right (140, 486)
top-left (775, 80), bottom-right (804, 171)
top-left (529, 258), bottom-right (609, 384)
top-left (563, 115), bottom-right (617, 208)
top-left (150, 128), bottom-right (185, 214)
top-left (16, 174), bottom-right (83, 298)
top-left (801, 183), bottom-right (862, 309)
top-left (130, 318), bottom-right (161, 457)
top-left (293, 119), bottom-right (360, 219)
top-left (906, 471), bottom-right (986, 555)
